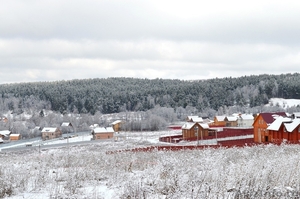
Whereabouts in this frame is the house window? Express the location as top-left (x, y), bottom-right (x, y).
top-left (298, 127), bottom-right (300, 133)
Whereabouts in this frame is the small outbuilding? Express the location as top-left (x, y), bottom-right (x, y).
top-left (10, 134), bottom-right (21, 141)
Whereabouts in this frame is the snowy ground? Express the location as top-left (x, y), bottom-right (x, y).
top-left (2, 136), bottom-right (300, 199)
top-left (266, 98), bottom-right (300, 109)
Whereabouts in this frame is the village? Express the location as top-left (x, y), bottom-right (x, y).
top-left (1, 111), bottom-right (300, 151)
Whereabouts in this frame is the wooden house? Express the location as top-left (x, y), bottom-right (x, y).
top-left (225, 116), bottom-right (238, 127)
top-left (211, 116), bottom-right (226, 127)
top-left (0, 130), bottom-right (10, 139)
top-left (41, 127), bottom-right (62, 140)
top-left (253, 112), bottom-right (287, 143)
top-left (182, 122), bottom-right (210, 140)
top-left (267, 117), bottom-right (300, 144)
top-left (92, 127), bottom-right (114, 140)
top-left (10, 134), bottom-right (21, 141)
top-left (110, 120), bottom-right (123, 132)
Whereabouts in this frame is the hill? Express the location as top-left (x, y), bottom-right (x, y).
top-left (0, 73), bottom-right (299, 115)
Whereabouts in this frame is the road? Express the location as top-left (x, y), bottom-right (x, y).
top-left (0, 131), bottom-right (106, 152)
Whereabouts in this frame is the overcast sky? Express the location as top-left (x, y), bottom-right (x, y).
top-left (1, 0), bottom-right (300, 84)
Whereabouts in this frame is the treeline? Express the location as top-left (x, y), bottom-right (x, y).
top-left (0, 73), bottom-right (300, 115)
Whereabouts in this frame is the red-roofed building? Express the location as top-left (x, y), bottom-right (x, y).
top-left (253, 112), bottom-right (287, 143)
top-left (267, 117), bottom-right (300, 144)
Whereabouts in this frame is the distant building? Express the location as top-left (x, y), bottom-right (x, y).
top-left (211, 116), bottom-right (226, 127)
top-left (10, 134), bottom-right (21, 141)
top-left (186, 116), bottom-right (203, 123)
top-left (92, 127), bottom-right (114, 140)
top-left (110, 120), bottom-right (123, 132)
top-left (181, 122), bottom-right (213, 140)
top-left (237, 114), bottom-right (254, 127)
top-left (41, 127), bottom-right (62, 140)
top-left (0, 130), bottom-right (10, 139)
top-left (61, 122), bottom-right (74, 133)
top-left (225, 116), bottom-right (238, 127)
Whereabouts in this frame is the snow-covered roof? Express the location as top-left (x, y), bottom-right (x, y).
top-left (0, 130), bottom-right (11, 136)
top-left (181, 122), bottom-right (195, 130)
top-left (90, 124), bottom-right (99, 129)
top-left (93, 127), bottom-right (114, 134)
top-left (110, 120), bottom-right (122, 125)
top-left (267, 117), bottom-right (292, 131)
top-left (226, 116), bottom-right (238, 122)
top-left (61, 122), bottom-right (72, 127)
top-left (199, 123), bottom-right (209, 129)
top-left (10, 134), bottom-right (20, 136)
top-left (41, 127), bottom-right (58, 133)
top-left (284, 119), bottom-right (300, 132)
top-left (215, 116), bottom-right (226, 121)
top-left (239, 114), bottom-right (254, 120)
top-left (187, 116), bottom-right (203, 123)
top-left (181, 122), bottom-right (209, 130)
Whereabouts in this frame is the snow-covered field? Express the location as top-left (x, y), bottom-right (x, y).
top-left (266, 98), bottom-right (300, 109)
top-left (1, 129), bottom-right (300, 199)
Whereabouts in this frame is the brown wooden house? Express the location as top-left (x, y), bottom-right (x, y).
top-left (182, 122), bottom-right (210, 140)
top-left (110, 120), bottom-right (123, 132)
top-left (10, 134), bottom-right (21, 141)
top-left (224, 116), bottom-right (238, 127)
top-left (41, 127), bottom-right (62, 140)
top-left (253, 112), bottom-right (287, 143)
top-left (267, 117), bottom-right (300, 144)
top-left (211, 116), bottom-right (226, 127)
top-left (92, 127), bottom-right (114, 140)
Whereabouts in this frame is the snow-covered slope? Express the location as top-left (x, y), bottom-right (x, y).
top-left (266, 98), bottom-right (300, 109)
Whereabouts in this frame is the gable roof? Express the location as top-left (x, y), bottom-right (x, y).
top-left (93, 127), bottom-right (115, 134)
top-left (267, 116), bottom-right (292, 131)
top-left (187, 116), bottom-right (203, 123)
top-left (61, 122), bottom-right (72, 127)
top-left (215, 116), bottom-right (226, 122)
top-left (110, 120), bottom-right (123, 125)
top-left (284, 119), bottom-right (300, 132)
top-left (0, 130), bottom-right (10, 136)
top-left (239, 114), bottom-right (254, 120)
top-left (41, 127), bottom-right (58, 133)
top-left (258, 112), bottom-right (287, 125)
top-left (226, 116), bottom-right (238, 122)
top-left (181, 122), bottom-right (209, 130)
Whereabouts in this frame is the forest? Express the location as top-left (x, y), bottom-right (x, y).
top-left (0, 73), bottom-right (299, 115)
top-left (0, 73), bottom-right (300, 137)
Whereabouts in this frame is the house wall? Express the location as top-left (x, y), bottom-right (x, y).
top-left (182, 125), bottom-right (209, 140)
top-left (10, 135), bottom-right (21, 141)
top-left (237, 119), bottom-right (254, 127)
top-left (270, 125), bottom-right (300, 144)
top-left (42, 129), bottom-right (62, 140)
top-left (225, 121), bottom-right (238, 127)
top-left (213, 118), bottom-right (226, 127)
top-left (94, 132), bottom-right (114, 140)
top-left (253, 115), bottom-right (268, 143)
top-left (112, 123), bottom-right (121, 132)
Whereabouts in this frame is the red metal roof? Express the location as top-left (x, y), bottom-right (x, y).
top-left (259, 112), bottom-right (287, 124)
